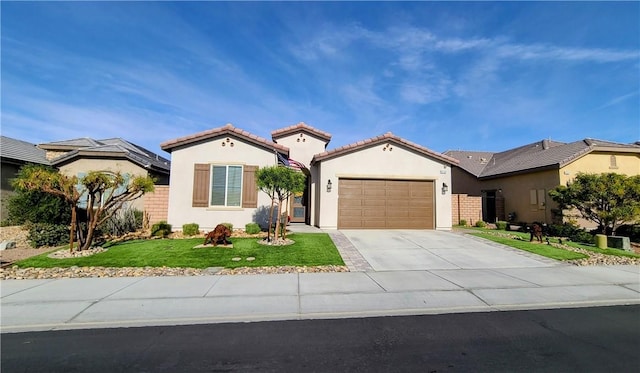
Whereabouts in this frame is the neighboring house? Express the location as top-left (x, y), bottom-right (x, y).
top-left (446, 139), bottom-right (640, 226)
top-left (161, 123), bottom-right (457, 231)
top-left (38, 137), bottom-right (171, 213)
top-left (0, 136), bottom-right (51, 221)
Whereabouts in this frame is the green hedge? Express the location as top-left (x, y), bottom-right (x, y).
top-left (182, 223), bottom-right (200, 236)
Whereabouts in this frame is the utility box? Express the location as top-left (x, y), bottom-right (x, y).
top-left (607, 236), bottom-right (632, 252)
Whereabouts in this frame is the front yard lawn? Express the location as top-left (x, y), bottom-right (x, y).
top-left (471, 232), bottom-right (587, 260)
top-left (469, 228), bottom-right (640, 261)
top-left (15, 233), bottom-right (345, 269)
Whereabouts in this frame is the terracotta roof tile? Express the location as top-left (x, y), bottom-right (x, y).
top-left (312, 132), bottom-right (459, 165)
top-left (161, 124), bottom-right (289, 154)
top-left (271, 122), bottom-right (332, 142)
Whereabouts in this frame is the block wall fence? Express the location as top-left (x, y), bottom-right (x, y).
top-left (143, 185), bottom-right (169, 226)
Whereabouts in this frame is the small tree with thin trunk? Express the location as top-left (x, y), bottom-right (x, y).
top-left (549, 173), bottom-right (640, 235)
top-left (13, 166), bottom-right (155, 251)
top-left (256, 165), bottom-right (306, 241)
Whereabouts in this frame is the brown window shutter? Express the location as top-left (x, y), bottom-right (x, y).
top-left (192, 164), bottom-right (210, 207)
top-left (242, 165), bottom-right (258, 208)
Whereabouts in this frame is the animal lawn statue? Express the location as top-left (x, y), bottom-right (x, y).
top-left (204, 224), bottom-right (232, 246)
top-left (529, 222), bottom-right (543, 243)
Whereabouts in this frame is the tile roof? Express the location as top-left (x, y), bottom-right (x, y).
top-left (40, 138), bottom-right (170, 173)
top-left (161, 123), bottom-right (289, 154)
top-left (312, 132), bottom-right (459, 165)
top-left (271, 122), bottom-right (332, 142)
top-left (447, 138), bottom-right (640, 179)
top-left (0, 136), bottom-right (50, 165)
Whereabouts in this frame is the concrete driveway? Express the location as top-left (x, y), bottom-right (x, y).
top-left (340, 230), bottom-right (558, 271)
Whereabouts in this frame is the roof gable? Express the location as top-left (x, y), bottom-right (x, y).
top-left (271, 122), bottom-right (332, 143)
top-left (161, 123), bottom-right (289, 154)
top-left (312, 132), bottom-right (459, 165)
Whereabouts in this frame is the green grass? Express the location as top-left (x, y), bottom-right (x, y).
top-left (471, 232), bottom-right (588, 260)
top-left (15, 233), bottom-right (345, 269)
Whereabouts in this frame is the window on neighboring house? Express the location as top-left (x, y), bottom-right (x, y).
top-left (77, 173), bottom-right (88, 209)
top-left (610, 155), bottom-right (618, 169)
top-left (210, 165), bottom-right (243, 207)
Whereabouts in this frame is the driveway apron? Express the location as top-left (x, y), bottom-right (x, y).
top-left (339, 230), bottom-right (558, 271)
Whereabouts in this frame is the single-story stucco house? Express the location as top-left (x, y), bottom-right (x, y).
top-left (446, 138), bottom-right (640, 226)
top-left (160, 123), bottom-right (458, 231)
top-left (38, 137), bottom-right (171, 214)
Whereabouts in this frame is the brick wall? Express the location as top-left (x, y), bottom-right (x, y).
top-left (452, 194), bottom-right (482, 226)
top-left (143, 185), bottom-right (169, 226)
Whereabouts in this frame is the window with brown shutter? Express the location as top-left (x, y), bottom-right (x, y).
top-left (193, 164), bottom-right (258, 208)
top-left (192, 164), bottom-right (210, 207)
top-left (242, 165), bottom-right (258, 208)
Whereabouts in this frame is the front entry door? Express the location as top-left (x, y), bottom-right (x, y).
top-left (290, 194), bottom-right (305, 223)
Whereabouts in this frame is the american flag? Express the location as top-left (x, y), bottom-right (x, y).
top-left (276, 151), bottom-right (306, 170)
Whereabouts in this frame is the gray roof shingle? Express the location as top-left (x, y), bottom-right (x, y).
top-left (40, 138), bottom-right (170, 173)
top-left (0, 136), bottom-right (50, 165)
top-left (447, 138), bottom-right (640, 179)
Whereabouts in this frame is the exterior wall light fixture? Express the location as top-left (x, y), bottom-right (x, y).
top-left (442, 182), bottom-right (448, 195)
top-left (327, 179), bottom-right (332, 192)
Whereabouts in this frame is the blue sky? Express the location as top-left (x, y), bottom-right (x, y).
top-left (2, 1), bottom-right (639, 157)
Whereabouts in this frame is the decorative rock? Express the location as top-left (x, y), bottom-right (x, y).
top-left (0, 240), bottom-right (16, 250)
top-left (231, 257), bottom-right (242, 261)
top-left (246, 257), bottom-right (255, 261)
top-left (0, 264), bottom-right (351, 280)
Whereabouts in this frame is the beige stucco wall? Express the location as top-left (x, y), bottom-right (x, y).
top-left (559, 152), bottom-right (640, 184)
top-left (559, 152), bottom-right (640, 229)
top-left (451, 167), bottom-right (483, 196)
top-left (273, 133), bottom-right (327, 167)
top-left (479, 169), bottom-right (560, 224)
top-left (314, 143), bottom-right (453, 230)
top-left (166, 136), bottom-right (279, 231)
top-left (58, 158), bottom-right (150, 211)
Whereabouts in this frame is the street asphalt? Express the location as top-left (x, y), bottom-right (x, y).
top-left (1, 229), bottom-right (639, 333)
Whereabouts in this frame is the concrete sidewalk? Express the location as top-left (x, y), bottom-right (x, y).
top-left (2, 264), bottom-right (639, 333)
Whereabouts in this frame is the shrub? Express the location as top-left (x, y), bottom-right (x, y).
top-left (474, 220), bottom-right (487, 228)
top-left (570, 230), bottom-right (594, 244)
top-left (245, 222), bottom-right (261, 234)
top-left (27, 223), bottom-right (69, 248)
top-left (616, 224), bottom-right (640, 243)
top-left (182, 223), bottom-right (200, 236)
top-left (151, 221), bottom-right (172, 238)
top-left (100, 208), bottom-right (143, 237)
top-left (548, 223), bottom-right (588, 239)
top-left (5, 189), bottom-right (71, 226)
top-left (496, 221), bottom-right (508, 230)
top-left (220, 222), bottom-right (233, 231)
top-left (458, 219), bottom-right (467, 226)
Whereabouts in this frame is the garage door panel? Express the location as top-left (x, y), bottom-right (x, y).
top-left (339, 199), bottom-right (363, 208)
top-left (338, 178), bottom-right (434, 229)
top-left (364, 189), bottom-right (386, 197)
top-left (386, 199), bottom-right (410, 208)
top-left (362, 209), bottom-right (386, 218)
top-left (362, 199), bottom-right (386, 207)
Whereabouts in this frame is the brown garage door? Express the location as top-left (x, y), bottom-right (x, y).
top-left (338, 179), bottom-right (434, 229)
